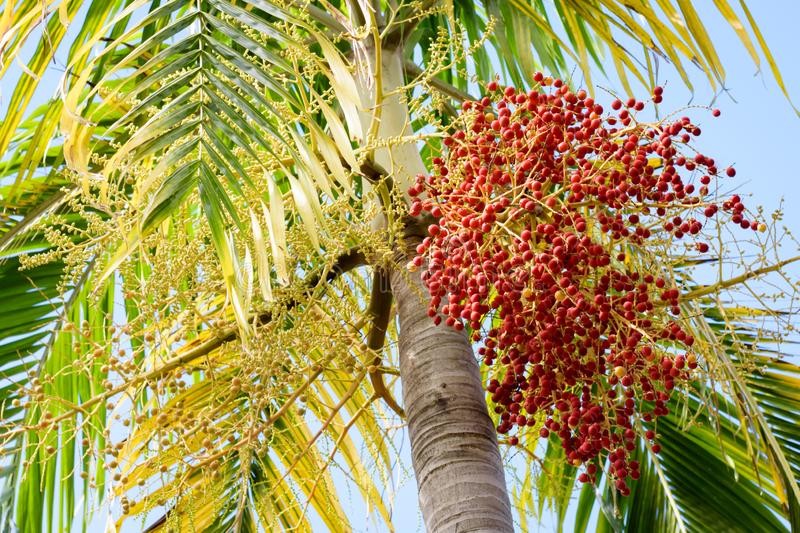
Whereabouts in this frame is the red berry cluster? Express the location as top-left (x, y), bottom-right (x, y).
top-left (408, 74), bottom-right (759, 494)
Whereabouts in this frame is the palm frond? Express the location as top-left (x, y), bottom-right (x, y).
top-left (408, 0), bottom-right (793, 109)
top-left (556, 295), bottom-right (800, 532)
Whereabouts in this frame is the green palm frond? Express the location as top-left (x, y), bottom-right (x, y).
top-left (1, 269), bottom-right (115, 533)
top-left (0, 0), bottom-right (137, 193)
top-left (410, 0), bottom-right (792, 109)
top-left (0, 165), bottom-right (104, 531)
top-left (56, 0), bottom-right (367, 307)
top-left (608, 351), bottom-right (800, 532)
top-left (546, 297), bottom-right (800, 533)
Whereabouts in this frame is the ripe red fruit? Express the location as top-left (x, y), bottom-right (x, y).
top-left (726, 167), bottom-right (736, 177)
top-left (410, 77), bottom-right (755, 495)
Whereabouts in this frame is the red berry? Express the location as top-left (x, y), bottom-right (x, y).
top-left (407, 76), bottom-right (754, 495)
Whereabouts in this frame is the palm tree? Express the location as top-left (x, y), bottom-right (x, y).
top-left (1, 1), bottom-right (798, 531)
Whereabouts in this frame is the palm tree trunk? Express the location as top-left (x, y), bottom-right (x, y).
top-left (390, 260), bottom-right (514, 532)
top-left (356, 46), bottom-right (513, 532)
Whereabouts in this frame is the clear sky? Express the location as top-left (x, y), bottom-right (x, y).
top-left (3, 1), bottom-right (799, 531)
top-left (651, 2), bottom-right (800, 249)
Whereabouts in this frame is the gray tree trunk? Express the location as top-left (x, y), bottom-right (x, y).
top-left (357, 45), bottom-right (513, 532)
top-left (390, 261), bottom-right (514, 532)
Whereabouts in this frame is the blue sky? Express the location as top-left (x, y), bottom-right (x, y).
top-left (648, 2), bottom-right (800, 240)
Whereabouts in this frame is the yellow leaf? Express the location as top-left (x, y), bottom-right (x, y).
top-left (291, 128), bottom-right (333, 199)
top-left (264, 177), bottom-right (288, 284)
top-left (676, 0), bottom-right (724, 80)
top-left (711, 0), bottom-right (759, 65)
top-left (58, 1), bottom-right (70, 28)
top-left (60, 59), bottom-right (98, 179)
top-left (310, 122), bottom-right (354, 198)
top-left (222, 230), bottom-right (251, 336)
top-left (250, 209), bottom-right (273, 302)
top-left (288, 174), bottom-right (321, 252)
top-left (315, 93), bottom-right (359, 170)
top-left (315, 35), bottom-right (364, 140)
top-left (98, 230), bottom-right (141, 285)
top-left (739, 0), bottom-right (799, 114)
